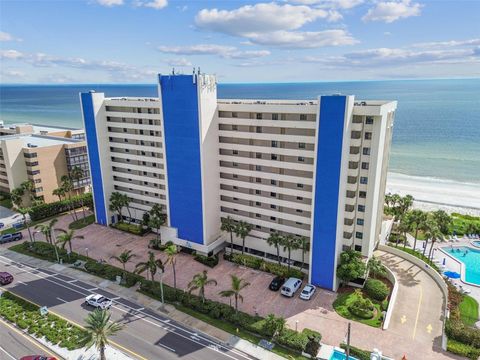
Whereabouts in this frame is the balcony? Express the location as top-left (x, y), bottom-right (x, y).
top-left (350, 138), bottom-right (362, 147)
top-left (351, 122), bottom-right (363, 132)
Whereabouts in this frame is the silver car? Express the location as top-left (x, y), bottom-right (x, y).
top-left (85, 294), bottom-right (113, 309)
top-left (299, 284), bottom-right (316, 300)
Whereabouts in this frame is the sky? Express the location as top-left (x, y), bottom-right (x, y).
top-left (0, 0), bottom-right (479, 83)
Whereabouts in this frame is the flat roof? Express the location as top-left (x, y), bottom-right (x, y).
top-left (1, 134), bottom-right (81, 148)
top-left (0, 123), bottom-right (80, 132)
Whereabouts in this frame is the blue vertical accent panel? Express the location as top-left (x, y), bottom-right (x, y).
top-left (160, 75), bottom-right (204, 244)
top-left (81, 92), bottom-right (107, 225)
top-left (310, 95), bottom-right (346, 290)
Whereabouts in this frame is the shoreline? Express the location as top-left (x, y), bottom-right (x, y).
top-left (386, 172), bottom-right (480, 216)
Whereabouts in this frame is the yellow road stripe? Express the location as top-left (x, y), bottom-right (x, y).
top-left (412, 284), bottom-right (423, 339)
top-left (0, 317), bottom-right (58, 358)
top-left (0, 287), bottom-right (148, 360)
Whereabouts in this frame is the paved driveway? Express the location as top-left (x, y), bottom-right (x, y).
top-left (14, 214), bottom-right (465, 360)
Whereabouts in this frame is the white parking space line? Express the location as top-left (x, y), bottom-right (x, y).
top-left (0, 346), bottom-right (16, 360)
top-left (88, 287), bottom-right (98, 291)
top-left (158, 343), bottom-right (176, 352)
top-left (56, 297), bottom-right (67, 303)
top-left (68, 279), bottom-right (78, 283)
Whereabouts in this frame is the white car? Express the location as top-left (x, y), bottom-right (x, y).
top-left (85, 294), bottom-right (113, 309)
top-left (299, 284), bottom-right (316, 300)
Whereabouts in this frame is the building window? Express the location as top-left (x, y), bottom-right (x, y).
top-left (358, 205), bottom-right (365, 212)
top-left (297, 183), bottom-right (304, 188)
top-left (270, 192), bottom-right (276, 197)
top-left (361, 162), bottom-right (369, 170)
top-left (355, 245), bottom-right (362, 252)
top-left (297, 196), bottom-right (303, 200)
top-left (365, 132), bottom-right (372, 140)
top-left (233, 174), bottom-right (238, 178)
top-left (298, 156), bottom-right (305, 162)
top-left (359, 191), bottom-right (367, 198)
top-left (298, 142), bottom-right (305, 149)
top-left (232, 112), bottom-right (238, 118)
top-left (300, 114), bottom-right (307, 121)
top-left (272, 113), bottom-right (278, 120)
top-left (271, 154), bottom-right (277, 160)
top-left (360, 177), bottom-right (368, 184)
top-left (256, 126), bottom-right (262, 133)
top-left (256, 177), bottom-right (262, 183)
top-left (271, 140), bottom-right (278, 148)
top-left (256, 225), bottom-right (261, 229)
top-left (232, 125), bottom-right (238, 131)
top-left (255, 189), bottom-right (261, 194)
top-left (233, 150), bottom-right (238, 155)
top-left (270, 204), bottom-right (276, 209)
top-left (356, 232), bottom-right (363, 239)
top-left (256, 201), bottom-right (261, 206)
top-left (296, 209), bottom-right (303, 213)
top-left (357, 218), bottom-right (364, 225)
top-left (233, 162), bottom-right (238, 167)
top-left (271, 179), bottom-right (276, 185)
top-left (34, 179), bottom-right (41, 184)
top-left (363, 147), bottom-right (371, 155)
top-left (256, 113), bottom-right (263, 120)
top-left (270, 216), bottom-right (276, 221)
top-left (256, 165), bottom-right (262, 171)
top-left (366, 116), bottom-right (374, 124)
top-left (24, 152), bottom-right (37, 158)
top-left (256, 153), bottom-right (262, 159)
top-left (256, 213), bottom-right (261, 218)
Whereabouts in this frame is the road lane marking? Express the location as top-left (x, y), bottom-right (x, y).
top-left (0, 256), bottom-right (253, 360)
top-left (412, 284), bottom-right (423, 339)
top-left (427, 324), bottom-right (433, 333)
top-left (158, 343), bottom-right (176, 352)
top-left (68, 279), bottom-right (78, 283)
top-left (16, 280), bottom-right (27, 285)
top-left (88, 287), bottom-right (98, 291)
top-left (0, 318), bottom-right (58, 359)
top-left (400, 315), bottom-right (406, 324)
top-left (0, 346), bottom-right (16, 360)
top-left (56, 297), bottom-right (67, 303)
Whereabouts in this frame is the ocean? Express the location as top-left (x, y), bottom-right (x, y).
top-left (1, 79), bottom-right (479, 187)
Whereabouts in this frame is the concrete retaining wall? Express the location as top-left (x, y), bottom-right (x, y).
top-left (382, 266), bottom-right (398, 330)
top-left (378, 244), bottom-right (448, 350)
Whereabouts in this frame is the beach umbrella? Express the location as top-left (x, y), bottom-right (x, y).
top-left (444, 271), bottom-right (461, 279)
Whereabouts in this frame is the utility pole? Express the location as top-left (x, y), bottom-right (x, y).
top-left (346, 322), bottom-right (351, 360)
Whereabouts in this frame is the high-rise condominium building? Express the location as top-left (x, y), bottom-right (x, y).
top-left (81, 73), bottom-right (396, 290)
top-left (0, 123), bottom-right (89, 203)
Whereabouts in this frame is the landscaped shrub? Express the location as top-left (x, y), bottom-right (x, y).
top-left (10, 241), bottom-right (84, 264)
top-left (364, 279), bottom-right (389, 301)
top-left (84, 260), bottom-right (142, 288)
top-left (447, 339), bottom-right (480, 360)
top-left (339, 343), bottom-right (371, 360)
top-left (348, 290), bottom-right (374, 319)
top-left (224, 253), bottom-right (304, 279)
top-left (381, 299), bottom-right (389, 311)
top-left (112, 221), bottom-right (149, 236)
top-left (445, 318), bottom-right (480, 348)
top-left (194, 253), bottom-right (219, 268)
top-left (29, 193), bottom-right (93, 221)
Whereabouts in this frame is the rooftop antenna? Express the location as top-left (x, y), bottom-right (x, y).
top-left (193, 67), bottom-right (196, 74)
top-left (197, 67), bottom-right (201, 75)
top-left (172, 68), bottom-right (175, 75)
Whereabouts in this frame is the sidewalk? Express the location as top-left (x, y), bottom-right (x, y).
top-left (0, 247), bottom-right (285, 360)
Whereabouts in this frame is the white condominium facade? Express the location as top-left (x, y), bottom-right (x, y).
top-left (81, 73), bottom-right (396, 290)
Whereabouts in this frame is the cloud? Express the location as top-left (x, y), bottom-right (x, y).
top-left (0, 31), bottom-right (22, 42)
top-left (413, 38), bottom-right (480, 49)
top-left (290, 0), bottom-right (364, 9)
top-left (166, 58), bottom-right (192, 67)
top-left (0, 49), bottom-right (24, 59)
top-left (96, 0), bottom-right (124, 7)
top-left (157, 44), bottom-right (271, 59)
top-left (194, 2), bottom-right (355, 49)
top-left (363, 0), bottom-right (422, 23)
top-left (1, 69), bottom-right (26, 78)
top-left (136, 0), bottom-right (168, 9)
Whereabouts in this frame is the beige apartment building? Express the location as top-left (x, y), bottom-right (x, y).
top-left (0, 123), bottom-right (89, 204)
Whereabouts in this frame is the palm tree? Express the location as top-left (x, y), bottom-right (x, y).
top-left (165, 244), bottom-right (179, 289)
top-left (425, 217), bottom-right (443, 261)
top-left (11, 187), bottom-right (25, 209)
top-left (70, 166), bottom-right (87, 219)
top-left (282, 234), bottom-right (300, 271)
top-left (234, 221), bottom-right (252, 254)
top-left (35, 218), bottom-right (58, 245)
top-left (135, 251), bottom-right (164, 282)
top-left (109, 192), bottom-right (130, 223)
top-left (266, 232), bottom-right (283, 265)
top-left (148, 213), bottom-right (167, 245)
top-left (264, 314), bottom-right (286, 341)
top-left (408, 209), bottom-right (427, 252)
top-left (396, 215), bottom-right (410, 248)
top-left (21, 180), bottom-right (35, 203)
top-left (61, 175), bottom-right (77, 221)
top-left (221, 216), bottom-right (236, 254)
top-left (422, 213), bottom-right (439, 258)
top-left (17, 208), bottom-right (33, 243)
top-left (187, 270), bottom-right (217, 303)
top-left (82, 309), bottom-right (123, 360)
top-left (219, 274), bottom-right (250, 313)
top-left (297, 236), bottom-right (310, 271)
top-left (367, 256), bottom-right (386, 279)
top-left (55, 228), bottom-right (84, 256)
top-left (52, 187), bottom-right (65, 202)
top-left (110, 249), bottom-right (136, 272)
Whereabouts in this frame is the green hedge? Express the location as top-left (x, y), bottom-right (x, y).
top-left (69, 214), bottom-right (95, 230)
top-left (339, 343), bottom-right (371, 360)
top-left (364, 279), bottom-right (389, 301)
top-left (29, 193), bottom-right (93, 221)
top-left (0, 291), bottom-right (86, 350)
top-left (445, 318), bottom-right (480, 348)
top-left (194, 254), bottom-right (219, 268)
top-left (447, 339), bottom-right (480, 360)
top-left (224, 253), bottom-right (305, 279)
top-left (84, 261), bottom-right (142, 288)
top-left (112, 221), bottom-right (149, 236)
top-left (139, 279), bottom-right (320, 353)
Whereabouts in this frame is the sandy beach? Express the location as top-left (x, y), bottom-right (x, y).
top-left (386, 172), bottom-right (480, 216)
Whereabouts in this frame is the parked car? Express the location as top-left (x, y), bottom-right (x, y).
top-left (20, 356), bottom-right (57, 360)
top-left (85, 294), bottom-right (113, 309)
top-left (269, 276), bottom-right (286, 291)
top-left (280, 277), bottom-right (302, 297)
top-left (0, 272), bottom-right (13, 285)
top-left (299, 284), bottom-right (316, 300)
top-left (0, 232), bottom-right (23, 244)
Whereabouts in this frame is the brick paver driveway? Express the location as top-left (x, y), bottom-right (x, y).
top-left (17, 213), bottom-right (465, 360)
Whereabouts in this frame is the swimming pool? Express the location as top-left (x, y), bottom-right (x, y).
top-left (330, 350), bottom-right (359, 360)
top-left (443, 246), bottom-right (480, 285)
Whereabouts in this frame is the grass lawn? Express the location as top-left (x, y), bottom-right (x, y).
top-left (389, 245), bottom-right (440, 272)
top-left (69, 214), bottom-right (95, 230)
top-left (175, 304), bottom-right (309, 360)
top-left (333, 290), bottom-right (383, 328)
top-left (460, 295), bottom-right (479, 327)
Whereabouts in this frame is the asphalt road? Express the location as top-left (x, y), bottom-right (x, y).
top-left (0, 317), bottom-right (60, 360)
top-left (0, 254), bottom-right (257, 360)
